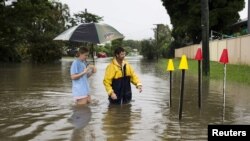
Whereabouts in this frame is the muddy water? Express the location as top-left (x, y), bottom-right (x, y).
top-left (0, 56), bottom-right (250, 141)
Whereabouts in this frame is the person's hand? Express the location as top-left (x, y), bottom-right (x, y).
top-left (137, 85), bottom-right (142, 93)
top-left (87, 64), bottom-right (97, 73)
top-left (110, 92), bottom-right (117, 100)
top-left (92, 66), bottom-right (97, 73)
top-left (83, 68), bottom-right (89, 74)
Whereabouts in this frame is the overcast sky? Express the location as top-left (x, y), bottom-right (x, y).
top-left (59, 0), bottom-right (248, 40)
top-left (239, 0), bottom-right (248, 19)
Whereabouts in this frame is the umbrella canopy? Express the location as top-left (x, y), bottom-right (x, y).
top-left (53, 23), bottom-right (124, 44)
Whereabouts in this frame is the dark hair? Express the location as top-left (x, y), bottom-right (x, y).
top-left (114, 47), bottom-right (125, 55)
top-left (76, 47), bottom-right (89, 57)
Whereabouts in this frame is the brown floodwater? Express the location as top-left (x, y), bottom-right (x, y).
top-left (0, 56), bottom-right (250, 141)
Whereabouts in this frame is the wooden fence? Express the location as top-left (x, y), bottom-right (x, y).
top-left (175, 34), bottom-right (250, 65)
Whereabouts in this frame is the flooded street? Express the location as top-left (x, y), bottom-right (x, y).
top-left (1, 56), bottom-right (250, 141)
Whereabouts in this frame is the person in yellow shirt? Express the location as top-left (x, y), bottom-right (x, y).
top-left (103, 47), bottom-right (142, 104)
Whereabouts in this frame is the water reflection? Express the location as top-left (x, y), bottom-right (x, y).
top-left (69, 105), bottom-right (92, 129)
top-left (102, 104), bottom-right (132, 141)
top-left (69, 105), bottom-right (92, 141)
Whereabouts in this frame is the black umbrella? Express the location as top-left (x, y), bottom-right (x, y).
top-left (53, 23), bottom-right (124, 43)
top-left (54, 23), bottom-right (124, 63)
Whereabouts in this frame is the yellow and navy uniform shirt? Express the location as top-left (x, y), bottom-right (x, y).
top-left (103, 58), bottom-right (142, 96)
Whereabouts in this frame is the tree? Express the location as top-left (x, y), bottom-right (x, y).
top-left (161, 0), bottom-right (244, 45)
top-left (111, 38), bottom-right (123, 54)
top-left (153, 24), bottom-right (172, 58)
top-left (69, 9), bottom-right (103, 27)
top-left (103, 43), bottom-right (113, 56)
top-left (161, 0), bottom-right (244, 75)
top-left (0, 0), bottom-right (71, 63)
top-left (122, 40), bottom-right (141, 52)
top-left (20, 0), bottom-right (70, 63)
top-left (0, 0), bottom-right (105, 63)
top-left (141, 39), bottom-right (155, 60)
top-left (0, 0), bottom-right (22, 62)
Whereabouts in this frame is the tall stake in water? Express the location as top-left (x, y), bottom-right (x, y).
top-left (167, 59), bottom-right (175, 107)
top-left (195, 48), bottom-right (203, 109)
top-left (178, 55), bottom-right (188, 120)
top-left (219, 49), bottom-right (229, 123)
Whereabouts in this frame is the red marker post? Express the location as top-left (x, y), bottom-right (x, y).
top-left (195, 48), bottom-right (203, 109)
top-left (219, 49), bottom-right (229, 122)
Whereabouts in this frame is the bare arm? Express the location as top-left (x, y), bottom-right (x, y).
top-left (71, 68), bottom-right (89, 80)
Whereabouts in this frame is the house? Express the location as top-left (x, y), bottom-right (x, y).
top-left (230, 18), bottom-right (248, 36)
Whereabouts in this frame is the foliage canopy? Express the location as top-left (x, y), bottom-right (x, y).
top-left (161, 0), bottom-right (245, 46)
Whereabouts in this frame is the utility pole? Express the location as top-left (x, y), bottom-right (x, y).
top-left (156, 24), bottom-right (159, 61)
top-left (154, 24), bottom-right (161, 61)
top-left (248, 0), bottom-right (250, 33)
top-left (201, 0), bottom-right (210, 76)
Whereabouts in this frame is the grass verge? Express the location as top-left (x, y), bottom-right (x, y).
top-left (158, 58), bottom-right (250, 85)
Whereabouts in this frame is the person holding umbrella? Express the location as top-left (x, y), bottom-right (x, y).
top-left (103, 47), bottom-right (142, 104)
top-left (70, 47), bottom-right (96, 105)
